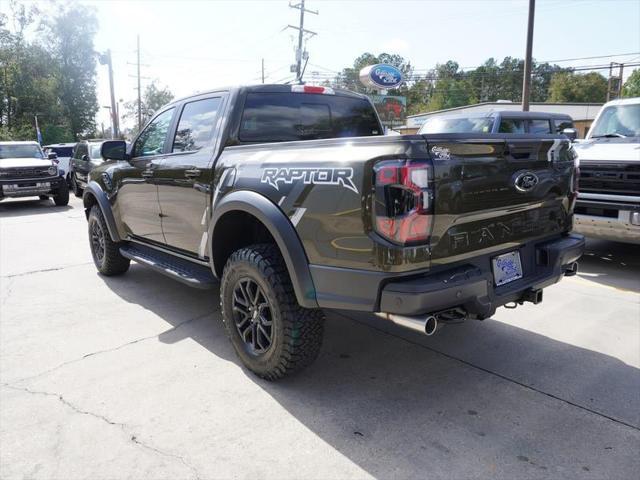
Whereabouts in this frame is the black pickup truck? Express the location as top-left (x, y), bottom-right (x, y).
top-left (84, 84), bottom-right (584, 379)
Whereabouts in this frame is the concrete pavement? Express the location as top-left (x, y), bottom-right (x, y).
top-left (1, 196), bottom-right (639, 479)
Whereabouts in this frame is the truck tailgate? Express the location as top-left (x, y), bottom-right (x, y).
top-left (422, 134), bottom-right (576, 262)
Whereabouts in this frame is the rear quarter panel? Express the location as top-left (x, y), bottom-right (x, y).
top-left (214, 136), bottom-right (433, 272)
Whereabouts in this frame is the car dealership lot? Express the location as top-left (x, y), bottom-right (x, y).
top-left (1, 196), bottom-right (638, 480)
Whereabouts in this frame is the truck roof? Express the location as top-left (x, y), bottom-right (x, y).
top-left (433, 110), bottom-right (572, 120)
top-left (600, 97), bottom-right (640, 107)
top-left (166, 84), bottom-right (369, 107)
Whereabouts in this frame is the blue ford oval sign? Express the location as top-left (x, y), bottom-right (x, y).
top-left (359, 64), bottom-right (403, 90)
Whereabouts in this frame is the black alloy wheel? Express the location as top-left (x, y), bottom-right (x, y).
top-left (232, 278), bottom-right (273, 354)
top-left (90, 218), bottom-right (106, 266)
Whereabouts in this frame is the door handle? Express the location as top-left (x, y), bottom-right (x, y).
top-left (184, 168), bottom-right (201, 178)
top-left (141, 169), bottom-right (154, 178)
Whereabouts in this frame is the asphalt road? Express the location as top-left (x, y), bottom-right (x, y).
top-left (1, 196), bottom-right (638, 480)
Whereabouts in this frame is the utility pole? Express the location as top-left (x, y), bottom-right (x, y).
top-left (98, 50), bottom-right (119, 138)
top-left (287, 1), bottom-right (317, 83)
top-left (607, 62), bottom-right (624, 101)
top-left (262, 58), bottom-right (265, 84)
top-left (136, 35), bottom-right (142, 132)
top-left (521, 0), bottom-right (535, 111)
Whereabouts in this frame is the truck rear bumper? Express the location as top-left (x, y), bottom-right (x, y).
top-left (310, 234), bottom-right (585, 318)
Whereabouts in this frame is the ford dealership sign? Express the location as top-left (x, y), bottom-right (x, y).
top-left (359, 64), bottom-right (403, 90)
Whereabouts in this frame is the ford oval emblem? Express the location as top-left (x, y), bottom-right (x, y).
top-left (514, 172), bottom-right (539, 192)
top-left (359, 64), bottom-right (403, 90)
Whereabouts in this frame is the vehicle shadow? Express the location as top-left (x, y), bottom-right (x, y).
top-left (100, 264), bottom-right (639, 479)
top-left (0, 198), bottom-right (73, 217)
top-left (578, 238), bottom-right (640, 293)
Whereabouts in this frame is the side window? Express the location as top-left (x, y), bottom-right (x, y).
top-left (75, 144), bottom-right (88, 159)
top-left (133, 108), bottom-right (175, 158)
top-left (528, 119), bottom-right (552, 134)
top-left (172, 98), bottom-right (221, 153)
top-left (498, 118), bottom-right (525, 134)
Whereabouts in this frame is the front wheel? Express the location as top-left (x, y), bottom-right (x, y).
top-left (53, 182), bottom-right (69, 206)
top-left (88, 205), bottom-right (130, 276)
top-left (220, 244), bottom-right (324, 380)
top-left (71, 173), bottom-right (83, 198)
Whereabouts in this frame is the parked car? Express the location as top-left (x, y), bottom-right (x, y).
top-left (83, 84), bottom-right (583, 380)
top-left (572, 97), bottom-right (640, 244)
top-left (69, 140), bottom-right (106, 197)
top-left (0, 141), bottom-right (69, 206)
top-left (418, 110), bottom-right (577, 139)
top-left (43, 142), bottom-right (76, 181)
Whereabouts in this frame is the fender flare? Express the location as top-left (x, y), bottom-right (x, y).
top-left (209, 190), bottom-right (318, 309)
top-left (83, 181), bottom-right (122, 242)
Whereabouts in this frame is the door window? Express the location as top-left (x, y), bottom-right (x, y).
top-left (172, 98), bottom-right (222, 153)
top-left (133, 108), bottom-right (175, 157)
top-left (498, 119), bottom-right (525, 134)
top-left (74, 143), bottom-right (88, 159)
top-left (528, 119), bottom-right (552, 134)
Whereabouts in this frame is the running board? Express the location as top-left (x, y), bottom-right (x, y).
top-left (119, 244), bottom-right (217, 289)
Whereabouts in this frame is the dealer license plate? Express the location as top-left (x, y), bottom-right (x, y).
top-left (492, 250), bottom-right (523, 286)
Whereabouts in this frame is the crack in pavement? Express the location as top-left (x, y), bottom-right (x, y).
top-left (335, 311), bottom-right (640, 433)
top-left (2, 383), bottom-right (201, 480)
top-left (2, 262), bottom-right (93, 279)
top-left (10, 312), bottom-right (214, 385)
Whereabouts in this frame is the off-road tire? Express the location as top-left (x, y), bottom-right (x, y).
top-left (53, 182), bottom-right (69, 206)
top-left (220, 244), bottom-right (324, 380)
top-left (88, 205), bottom-right (130, 276)
top-left (71, 173), bottom-right (83, 197)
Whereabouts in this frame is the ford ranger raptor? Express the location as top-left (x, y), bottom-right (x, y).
top-left (83, 84), bottom-right (584, 379)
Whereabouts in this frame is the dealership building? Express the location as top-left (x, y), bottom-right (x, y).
top-left (400, 101), bottom-right (604, 137)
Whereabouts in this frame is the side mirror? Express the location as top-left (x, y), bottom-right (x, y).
top-left (562, 128), bottom-right (578, 142)
top-left (47, 152), bottom-right (57, 160)
top-left (101, 140), bottom-right (128, 161)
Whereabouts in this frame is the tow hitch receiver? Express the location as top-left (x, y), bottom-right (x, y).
top-left (520, 288), bottom-right (543, 305)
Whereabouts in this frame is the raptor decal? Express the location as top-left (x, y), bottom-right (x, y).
top-left (261, 167), bottom-right (358, 194)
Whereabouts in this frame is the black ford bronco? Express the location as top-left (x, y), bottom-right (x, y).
top-left (84, 84), bottom-right (584, 379)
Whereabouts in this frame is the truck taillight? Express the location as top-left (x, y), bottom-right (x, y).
top-left (373, 159), bottom-right (434, 245)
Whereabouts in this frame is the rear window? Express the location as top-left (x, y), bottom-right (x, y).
top-left (419, 117), bottom-right (494, 134)
top-left (239, 93), bottom-right (382, 143)
top-left (49, 146), bottom-right (74, 157)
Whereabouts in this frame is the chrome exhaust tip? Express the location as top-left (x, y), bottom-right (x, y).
top-left (424, 315), bottom-right (438, 336)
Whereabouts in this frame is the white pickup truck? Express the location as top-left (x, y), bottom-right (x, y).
top-left (573, 97), bottom-right (640, 244)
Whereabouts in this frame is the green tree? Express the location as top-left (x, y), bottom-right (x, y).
top-left (39, 3), bottom-right (99, 139)
top-left (123, 81), bottom-right (174, 132)
top-left (622, 69), bottom-right (640, 97)
top-left (548, 72), bottom-right (608, 103)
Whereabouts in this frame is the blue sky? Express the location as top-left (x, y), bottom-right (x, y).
top-left (36, 0), bottom-right (640, 127)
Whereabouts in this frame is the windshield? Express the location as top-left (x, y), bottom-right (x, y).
top-left (0, 144), bottom-right (44, 160)
top-left (590, 104), bottom-right (640, 138)
top-left (419, 116), bottom-right (494, 134)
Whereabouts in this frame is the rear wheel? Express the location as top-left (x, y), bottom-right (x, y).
top-left (220, 244), bottom-right (324, 380)
top-left (88, 205), bottom-right (130, 276)
top-left (53, 182), bottom-right (69, 206)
